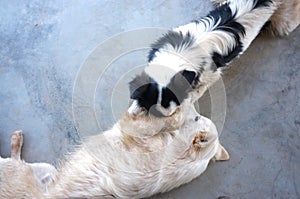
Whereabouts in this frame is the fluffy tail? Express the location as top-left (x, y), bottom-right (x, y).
top-left (174, 0), bottom-right (278, 68)
top-left (147, 0), bottom-right (278, 78)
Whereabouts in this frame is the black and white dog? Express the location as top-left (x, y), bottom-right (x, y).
top-left (128, 0), bottom-right (296, 117)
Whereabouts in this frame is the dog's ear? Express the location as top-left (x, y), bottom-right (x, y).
top-left (129, 72), bottom-right (151, 100)
top-left (171, 70), bottom-right (198, 90)
top-left (213, 143), bottom-right (230, 161)
top-left (128, 72), bottom-right (159, 115)
top-left (166, 70), bottom-right (198, 103)
top-left (181, 70), bottom-right (197, 86)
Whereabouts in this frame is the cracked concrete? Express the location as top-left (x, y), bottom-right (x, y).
top-left (0, 0), bottom-right (299, 198)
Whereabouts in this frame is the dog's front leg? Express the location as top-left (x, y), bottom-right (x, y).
top-left (10, 130), bottom-right (23, 160)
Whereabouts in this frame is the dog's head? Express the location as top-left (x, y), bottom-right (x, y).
top-left (119, 105), bottom-right (184, 137)
top-left (128, 68), bottom-right (199, 117)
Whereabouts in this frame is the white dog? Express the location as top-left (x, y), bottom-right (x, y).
top-left (48, 102), bottom-right (229, 198)
top-left (0, 103), bottom-right (229, 199)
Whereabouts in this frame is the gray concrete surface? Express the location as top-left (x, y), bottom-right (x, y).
top-left (0, 0), bottom-right (299, 198)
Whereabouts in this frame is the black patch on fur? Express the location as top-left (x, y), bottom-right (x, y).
top-left (147, 31), bottom-right (195, 62)
top-left (212, 52), bottom-right (226, 69)
top-left (181, 70), bottom-right (198, 86)
top-left (163, 70), bottom-right (199, 106)
top-left (129, 72), bottom-right (159, 112)
top-left (207, 2), bottom-right (246, 68)
top-left (253, 0), bottom-right (273, 9)
top-left (212, 42), bottom-right (243, 68)
top-left (161, 87), bottom-right (180, 108)
top-left (148, 48), bottom-right (159, 63)
top-left (260, 20), bottom-right (271, 33)
top-left (209, 2), bottom-right (233, 23)
top-left (191, 19), bottom-right (200, 24)
top-left (210, 3), bottom-right (246, 40)
top-left (209, 0), bottom-right (273, 68)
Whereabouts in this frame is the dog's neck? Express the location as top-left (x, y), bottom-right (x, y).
top-left (115, 112), bottom-right (180, 153)
top-left (117, 101), bottom-right (198, 152)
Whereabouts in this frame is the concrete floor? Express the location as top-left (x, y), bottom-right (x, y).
top-left (0, 0), bottom-right (299, 198)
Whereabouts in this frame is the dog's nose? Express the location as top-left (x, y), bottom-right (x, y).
top-left (149, 106), bottom-right (165, 117)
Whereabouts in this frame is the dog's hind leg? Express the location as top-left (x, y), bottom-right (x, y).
top-left (10, 130), bottom-right (23, 160)
top-left (267, 0), bottom-right (300, 36)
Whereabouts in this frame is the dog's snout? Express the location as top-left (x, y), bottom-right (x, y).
top-left (149, 106), bottom-right (165, 117)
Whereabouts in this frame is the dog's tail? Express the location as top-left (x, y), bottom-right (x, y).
top-left (169, 0), bottom-right (278, 69)
top-left (148, 0), bottom-right (278, 72)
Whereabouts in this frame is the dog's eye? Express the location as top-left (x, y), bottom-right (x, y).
top-left (194, 116), bottom-right (201, 121)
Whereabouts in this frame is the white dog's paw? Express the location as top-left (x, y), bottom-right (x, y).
top-left (10, 130), bottom-right (23, 160)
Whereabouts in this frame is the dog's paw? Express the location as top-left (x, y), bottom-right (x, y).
top-left (11, 130), bottom-right (23, 160)
top-left (192, 131), bottom-right (208, 151)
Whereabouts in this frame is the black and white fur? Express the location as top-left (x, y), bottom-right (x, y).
top-left (212, 0), bottom-right (300, 36)
top-left (128, 0), bottom-right (278, 117)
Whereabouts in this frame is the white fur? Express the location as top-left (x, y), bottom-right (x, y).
top-left (48, 102), bottom-right (229, 198)
top-left (0, 104), bottom-right (229, 199)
